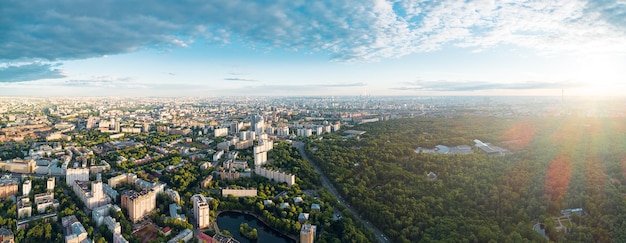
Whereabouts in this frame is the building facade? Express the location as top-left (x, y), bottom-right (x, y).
top-left (255, 167), bottom-right (296, 186)
top-left (221, 188), bottom-right (257, 198)
top-left (192, 194), bottom-right (211, 229)
top-left (0, 175), bottom-right (18, 200)
top-left (72, 180), bottom-right (110, 209)
top-left (0, 159), bottom-right (35, 174)
top-left (121, 189), bottom-right (156, 223)
top-left (65, 168), bottom-right (89, 185)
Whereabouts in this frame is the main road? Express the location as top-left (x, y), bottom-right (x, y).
top-left (293, 141), bottom-right (390, 243)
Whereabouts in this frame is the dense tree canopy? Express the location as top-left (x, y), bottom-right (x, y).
top-left (307, 116), bottom-right (626, 242)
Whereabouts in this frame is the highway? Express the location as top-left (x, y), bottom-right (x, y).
top-left (293, 142), bottom-right (390, 243)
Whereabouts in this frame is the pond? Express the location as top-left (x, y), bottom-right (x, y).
top-left (216, 211), bottom-right (295, 243)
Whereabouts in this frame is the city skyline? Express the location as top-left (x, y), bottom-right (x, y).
top-left (1, 0), bottom-right (625, 97)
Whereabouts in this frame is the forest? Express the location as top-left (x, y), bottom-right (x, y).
top-left (307, 116), bottom-right (626, 242)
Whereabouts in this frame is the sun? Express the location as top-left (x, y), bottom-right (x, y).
top-left (567, 54), bottom-right (625, 97)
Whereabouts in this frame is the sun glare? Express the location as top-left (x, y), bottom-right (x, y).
top-left (569, 55), bottom-right (625, 96)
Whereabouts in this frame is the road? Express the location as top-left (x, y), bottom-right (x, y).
top-left (293, 142), bottom-right (390, 243)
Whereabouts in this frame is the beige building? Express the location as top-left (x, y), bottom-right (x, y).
top-left (108, 173), bottom-right (137, 188)
top-left (192, 194), bottom-right (211, 229)
top-left (200, 175), bottom-right (213, 188)
top-left (221, 188), bottom-right (257, 198)
top-left (121, 189), bottom-right (156, 223)
top-left (0, 175), bottom-right (18, 199)
top-left (219, 170), bottom-right (240, 181)
top-left (0, 159), bottom-right (35, 174)
top-left (235, 139), bottom-right (253, 149)
top-left (300, 224), bottom-right (316, 243)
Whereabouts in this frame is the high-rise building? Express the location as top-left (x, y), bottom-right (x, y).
top-left (72, 180), bottom-right (110, 209)
top-left (252, 114), bottom-right (265, 134)
top-left (230, 121), bottom-right (243, 134)
top-left (277, 126), bottom-right (290, 137)
top-left (300, 224), bottom-right (317, 243)
top-left (47, 177), bottom-right (55, 191)
top-left (253, 139), bottom-right (273, 166)
top-left (22, 180), bottom-right (31, 196)
top-left (121, 190), bottom-right (156, 223)
top-left (192, 194), bottom-right (211, 229)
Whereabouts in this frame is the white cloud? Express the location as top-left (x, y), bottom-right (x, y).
top-left (1, 0), bottom-right (625, 64)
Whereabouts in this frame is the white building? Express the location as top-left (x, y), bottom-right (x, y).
top-left (253, 139), bottom-right (273, 166)
top-left (255, 167), bottom-right (296, 186)
top-left (47, 177), bottom-right (55, 191)
top-left (17, 196), bottom-right (31, 219)
top-left (92, 204), bottom-right (123, 234)
top-left (192, 194), bottom-right (211, 229)
top-left (34, 192), bottom-right (59, 213)
top-left (72, 180), bottom-right (110, 209)
top-left (213, 150), bottom-right (224, 162)
top-left (66, 168), bottom-right (89, 185)
top-left (22, 180), bottom-right (31, 196)
top-left (297, 128), bottom-right (313, 137)
top-left (113, 233), bottom-right (129, 243)
top-left (314, 126), bottom-right (323, 135)
top-left (62, 215), bottom-right (89, 243)
top-left (252, 114), bottom-right (265, 134)
top-left (277, 126), bottom-right (290, 137)
top-left (214, 127), bottom-right (229, 138)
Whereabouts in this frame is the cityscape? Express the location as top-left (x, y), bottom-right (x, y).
top-left (2, 0), bottom-right (626, 242)
top-left (0, 96), bottom-right (625, 242)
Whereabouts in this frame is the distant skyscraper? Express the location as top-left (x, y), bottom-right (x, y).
top-left (252, 114), bottom-right (264, 134)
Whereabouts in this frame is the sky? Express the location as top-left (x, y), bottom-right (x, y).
top-left (1, 0), bottom-right (626, 97)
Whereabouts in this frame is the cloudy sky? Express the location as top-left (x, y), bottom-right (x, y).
top-left (1, 0), bottom-right (625, 97)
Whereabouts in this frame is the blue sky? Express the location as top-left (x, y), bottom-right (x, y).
top-left (1, 0), bottom-right (626, 97)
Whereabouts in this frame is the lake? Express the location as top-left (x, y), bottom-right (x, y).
top-left (216, 211), bottom-right (295, 243)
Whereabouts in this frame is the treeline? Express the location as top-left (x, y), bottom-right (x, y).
top-left (307, 116), bottom-right (626, 242)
